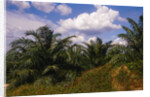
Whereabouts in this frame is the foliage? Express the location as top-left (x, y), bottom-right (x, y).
top-left (6, 15), bottom-right (143, 96)
top-left (6, 64), bottom-right (143, 96)
top-left (107, 15), bottom-right (143, 67)
top-left (6, 26), bottom-right (76, 88)
top-left (118, 15), bottom-right (143, 61)
top-left (6, 26), bottom-right (112, 88)
top-left (83, 38), bottom-right (111, 68)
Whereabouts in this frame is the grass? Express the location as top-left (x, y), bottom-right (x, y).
top-left (6, 63), bottom-right (143, 96)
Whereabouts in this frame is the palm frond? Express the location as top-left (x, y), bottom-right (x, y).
top-left (42, 65), bottom-right (59, 75)
top-left (127, 18), bottom-right (141, 34)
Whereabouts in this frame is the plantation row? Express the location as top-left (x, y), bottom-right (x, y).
top-left (6, 15), bottom-right (143, 90)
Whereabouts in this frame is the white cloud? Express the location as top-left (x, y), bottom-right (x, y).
top-left (32, 2), bottom-right (56, 13)
top-left (56, 5), bottom-right (125, 35)
top-left (88, 36), bottom-right (97, 44)
top-left (56, 4), bottom-right (72, 15)
top-left (71, 33), bottom-right (85, 44)
top-left (6, 11), bottom-right (56, 51)
top-left (10, 1), bottom-right (30, 12)
top-left (111, 38), bottom-right (127, 46)
top-left (118, 16), bottom-right (127, 22)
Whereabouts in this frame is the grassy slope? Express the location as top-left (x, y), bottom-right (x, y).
top-left (7, 64), bottom-right (143, 96)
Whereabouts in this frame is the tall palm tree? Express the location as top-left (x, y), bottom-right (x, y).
top-left (118, 15), bottom-right (143, 60)
top-left (84, 38), bottom-right (111, 68)
top-left (107, 15), bottom-right (143, 65)
top-left (6, 26), bottom-right (75, 88)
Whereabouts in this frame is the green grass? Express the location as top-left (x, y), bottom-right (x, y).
top-left (6, 64), bottom-right (143, 96)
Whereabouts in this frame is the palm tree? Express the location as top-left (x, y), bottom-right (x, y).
top-left (84, 38), bottom-right (112, 68)
top-left (6, 26), bottom-right (75, 88)
top-left (118, 15), bottom-right (143, 61)
top-left (106, 45), bottom-right (134, 65)
top-left (65, 44), bottom-right (86, 78)
top-left (107, 15), bottom-right (143, 66)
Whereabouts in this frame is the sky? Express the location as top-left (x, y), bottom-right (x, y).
top-left (6, 1), bottom-right (143, 51)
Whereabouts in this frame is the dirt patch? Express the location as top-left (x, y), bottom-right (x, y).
top-left (111, 65), bottom-right (143, 91)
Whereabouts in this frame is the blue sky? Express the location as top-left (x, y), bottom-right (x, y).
top-left (6, 1), bottom-right (143, 50)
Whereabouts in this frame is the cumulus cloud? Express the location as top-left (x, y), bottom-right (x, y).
top-left (117, 16), bottom-right (127, 22)
top-left (6, 11), bottom-right (56, 51)
top-left (56, 5), bottom-right (125, 35)
top-left (71, 33), bottom-right (85, 44)
top-left (111, 38), bottom-right (127, 46)
top-left (32, 2), bottom-right (56, 13)
top-left (56, 4), bottom-right (72, 15)
top-left (88, 36), bottom-right (97, 44)
top-left (10, 1), bottom-right (30, 12)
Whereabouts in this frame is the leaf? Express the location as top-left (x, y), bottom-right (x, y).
top-left (42, 65), bottom-right (59, 75)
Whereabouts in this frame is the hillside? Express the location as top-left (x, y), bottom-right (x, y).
top-left (7, 64), bottom-right (143, 96)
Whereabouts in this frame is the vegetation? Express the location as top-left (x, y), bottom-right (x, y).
top-left (6, 15), bottom-right (143, 96)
